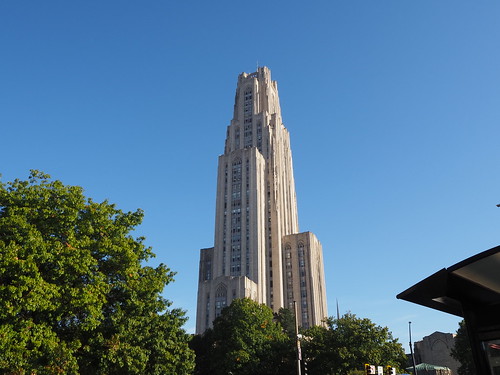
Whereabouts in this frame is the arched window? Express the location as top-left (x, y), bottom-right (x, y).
top-left (298, 242), bottom-right (305, 267)
top-left (215, 284), bottom-right (227, 318)
top-left (284, 244), bottom-right (293, 269)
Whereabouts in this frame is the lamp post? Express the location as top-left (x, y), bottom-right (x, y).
top-left (294, 301), bottom-right (301, 375)
top-left (409, 321), bottom-right (418, 375)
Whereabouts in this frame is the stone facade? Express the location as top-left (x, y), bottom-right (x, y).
top-left (414, 331), bottom-right (460, 375)
top-left (196, 67), bottom-right (328, 334)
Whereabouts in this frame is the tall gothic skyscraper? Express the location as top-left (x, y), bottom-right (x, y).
top-left (196, 67), bottom-right (327, 333)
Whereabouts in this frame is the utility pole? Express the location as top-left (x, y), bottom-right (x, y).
top-left (294, 301), bottom-right (301, 375)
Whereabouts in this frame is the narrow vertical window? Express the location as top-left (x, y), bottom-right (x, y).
top-left (284, 244), bottom-right (293, 307)
top-left (234, 126), bottom-right (240, 149)
top-left (205, 294), bottom-right (210, 327)
top-left (257, 121), bottom-right (262, 151)
top-left (243, 88), bottom-right (253, 147)
top-left (231, 159), bottom-right (242, 276)
top-left (215, 284), bottom-right (227, 318)
top-left (298, 242), bottom-right (308, 328)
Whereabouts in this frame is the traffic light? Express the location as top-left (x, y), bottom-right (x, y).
top-left (365, 364), bottom-right (375, 375)
top-left (385, 366), bottom-right (396, 375)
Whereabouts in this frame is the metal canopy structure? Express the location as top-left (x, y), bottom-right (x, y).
top-left (397, 245), bottom-right (500, 375)
top-left (397, 245), bottom-right (500, 316)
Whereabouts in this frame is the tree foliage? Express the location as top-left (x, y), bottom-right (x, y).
top-left (450, 320), bottom-right (476, 375)
top-left (274, 307), bottom-right (296, 340)
top-left (192, 301), bottom-right (407, 375)
top-left (302, 313), bottom-right (407, 375)
top-left (191, 298), bottom-right (295, 375)
top-left (0, 171), bottom-right (194, 374)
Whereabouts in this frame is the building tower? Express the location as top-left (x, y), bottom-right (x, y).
top-left (196, 67), bottom-right (327, 333)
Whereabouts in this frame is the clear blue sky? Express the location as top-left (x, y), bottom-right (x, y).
top-left (2, 1), bottom-right (499, 346)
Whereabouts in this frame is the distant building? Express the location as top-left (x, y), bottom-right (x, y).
top-left (195, 67), bottom-right (328, 334)
top-left (414, 332), bottom-right (460, 375)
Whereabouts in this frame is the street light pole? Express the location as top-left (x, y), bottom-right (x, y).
top-left (294, 301), bottom-right (301, 375)
top-left (409, 321), bottom-right (418, 375)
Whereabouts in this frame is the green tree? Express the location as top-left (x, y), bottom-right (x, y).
top-left (191, 298), bottom-right (294, 375)
top-left (0, 171), bottom-right (194, 374)
top-left (302, 313), bottom-right (406, 375)
top-left (274, 307), bottom-right (296, 339)
top-left (450, 320), bottom-right (476, 375)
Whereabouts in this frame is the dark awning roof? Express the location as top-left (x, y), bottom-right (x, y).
top-left (406, 363), bottom-right (451, 371)
top-left (397, 246), bottom-right (500, 317)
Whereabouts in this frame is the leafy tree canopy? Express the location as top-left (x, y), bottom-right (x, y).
top-left (191, 298), bottom-right (294, 375)
top-left (303, 313), bottom-right (407, 375)
top-left (274, 307), bottom-right (296, 339)
top-left (450, 320), bottom-right (476, 375)
top-left (0, 171), bottom-right (194, 374)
